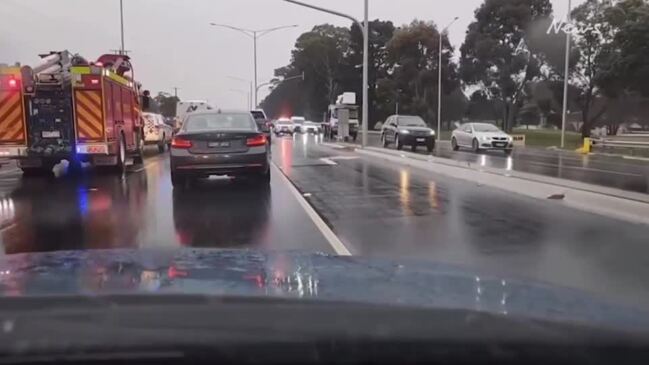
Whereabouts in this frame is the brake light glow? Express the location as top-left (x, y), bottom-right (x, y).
top-left (8, 79), bottom-right (17, 88)
top-left (246, 134), bottom-right (267, 147)
top-left (171, 137), bottom-right (192, 149)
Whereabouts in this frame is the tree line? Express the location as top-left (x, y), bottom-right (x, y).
top-left (260, 0), bottom-right (649, 136)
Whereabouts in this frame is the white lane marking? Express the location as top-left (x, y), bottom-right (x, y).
top-left (132, 158), bottom-right (164, 173)
top-left (0, 223), bottom-right (16, 233)
top-left (329, 156), bottom-right (359, 161)
top-left (271, 162), bottom-right (352, 256)
top-left (319, 158), bottom-right (337, 166)
top-left (524, 160), bottom-right (643, 177)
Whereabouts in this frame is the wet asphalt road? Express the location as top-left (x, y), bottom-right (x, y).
top-left (0, 136), bottom-right (649, 308)
top-left (361, 133), bottom-right (649, 194)
top-left (275, 134), bottom-right (649, 307)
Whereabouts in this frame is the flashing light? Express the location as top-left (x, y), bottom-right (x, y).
top-left (8, 79), bottom-right (17, 88)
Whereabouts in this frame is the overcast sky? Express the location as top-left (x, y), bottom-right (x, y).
top-left (1, 0), bottom-right (582, 109)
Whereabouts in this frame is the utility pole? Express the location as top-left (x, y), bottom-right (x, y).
top-left (119, 0), bottom-right (125, 55)
top-left (172, 87), bottom-right (180, 98)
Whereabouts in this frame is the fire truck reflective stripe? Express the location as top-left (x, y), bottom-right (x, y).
top-left (6, 121), bottom-right (24, 140)
top-left (76, 106), bottom-right (103, 137)
top-left (0, 91), bottom-right (17, 108)
top-left (75, 90), bottom-right (104, 140)
top-left (0, 93), bottom-right (20, 120)
top-left (76, 92), bottom-right (101, 110)
top-left (0, 105), bottom-right (21, 131)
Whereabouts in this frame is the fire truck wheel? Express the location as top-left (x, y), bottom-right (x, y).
top-left (133, 130), bottom-right (145, 165)
top-left (21, 167), bottom-right (53, 178)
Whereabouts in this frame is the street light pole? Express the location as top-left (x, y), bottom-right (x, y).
top-left (561, 0), bottom-right (572, 149)
top-left (283, 0), bottom-right (369, 148)
top-left (437, 17), bottom-right (459, 144)
top-left (210, 23), bottom-right (298, 108)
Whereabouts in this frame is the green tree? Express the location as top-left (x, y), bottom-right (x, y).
top-left (460, 0), bottom-right (554, 131)
top-left (154, 92), bottom-right (180, 118)
top-left (385, 20), bottom-right (460, 126)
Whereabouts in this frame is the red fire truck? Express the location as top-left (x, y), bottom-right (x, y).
top-left (0, 51), bottom-right (145, 175)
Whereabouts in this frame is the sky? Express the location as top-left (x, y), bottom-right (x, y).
top-left (1, 0), bottom-right (582, 109)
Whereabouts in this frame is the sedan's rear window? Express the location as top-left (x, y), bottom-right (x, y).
top-left (184, 113), bottom-right (257, 132)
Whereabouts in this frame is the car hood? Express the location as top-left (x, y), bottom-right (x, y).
top-left (0, 249), bottom-right (647, 332)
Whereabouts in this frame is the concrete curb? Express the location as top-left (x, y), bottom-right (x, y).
top-left (353, 147), bottom-right (649, 226)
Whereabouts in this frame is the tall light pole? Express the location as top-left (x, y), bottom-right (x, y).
top-left (283, 0), bottom-right (369, 148)
top-left (561, 0), bottom-right (572, 148)
top-left (210, 23), bottom-right (298, 107)
top-left (119, 0), bottom-right (125, 54)
top-left (437, 17), bottom-right (459, 144)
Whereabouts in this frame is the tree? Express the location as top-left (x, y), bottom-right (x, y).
top-left (460, 0), bottom-right (554, 131)
top-left (153, 92), bottom-right (180, 118)
top-left (385, 20), bottom-right (460, 126)
top-left (597, 0), bottom-right (649, 97)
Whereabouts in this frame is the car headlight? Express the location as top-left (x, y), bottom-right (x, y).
top-left (429, 130), bottom-right (436, 136)
top-left (481, 136), bottom-right (491, 141)
top-left (401, 130), bottom-right (410, 134)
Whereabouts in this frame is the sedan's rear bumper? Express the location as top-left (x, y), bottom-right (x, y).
top-left (170, 148), bottom-right (269, 177)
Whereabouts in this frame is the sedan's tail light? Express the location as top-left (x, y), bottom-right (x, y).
top-left (171, 137), bottom-right (192, 149)
top-left (247, 134), bottom-right (267, 147)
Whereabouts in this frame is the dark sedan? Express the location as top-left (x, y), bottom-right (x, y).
top-left (381, 115), bottom-right (436, 152)
top-left (170, 111), bottom-right (270, 188)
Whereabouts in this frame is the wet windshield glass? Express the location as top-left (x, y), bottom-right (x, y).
top-left (398, 116), bottom-right (427, 127)
top-left (473, 124), bottom-right (501, 132)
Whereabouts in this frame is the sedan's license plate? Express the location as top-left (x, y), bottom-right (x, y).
top-left (416, 138), bottom-right (426, 142)
top-left (208, 141), bottom-right (230, 148)
top-left (495, 142), bottom-right (506, 147)
top-left (42, 130), bottom-right (61, 138)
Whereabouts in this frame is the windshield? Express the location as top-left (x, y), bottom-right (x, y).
top-left (473, 124), bottom-right (501, 132)
top-left (4, 0), bottom-right (649, 352)
top-left (184, 113), bottom-right (256, 132)
top-left (398, 116), bottom-right (427, 127)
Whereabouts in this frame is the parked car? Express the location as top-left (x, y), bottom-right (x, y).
top-left (451, 123), bottom-right (513, 154)
top-left (302, 121), bottom-right (320, 134)
top-left (381, 115), bottom-right (436, 152)
top-left (291, 116), bottom-right (306, 133)
top-left (274, 118), bottom-right (294, 136)
top-left (170, 110), bottom-right (270, 188)
top-left (142, 113), bottom-right (173, 152)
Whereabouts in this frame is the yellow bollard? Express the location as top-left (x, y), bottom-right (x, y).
top-left (582, 137), bottom-right (591, 154)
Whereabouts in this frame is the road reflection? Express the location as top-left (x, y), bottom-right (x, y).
top-left (0, 172), bottom-right (148, 254)
top-left (172, 180), bottom-right (272, 248)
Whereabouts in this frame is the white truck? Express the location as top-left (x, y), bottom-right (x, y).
top-left (175, 100), bottom-right (214, 131)
top-left (324, 92), bottom-right (359, 142)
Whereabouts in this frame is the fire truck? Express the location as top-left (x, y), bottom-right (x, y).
top-left (0, 51), bottom-right (145, 175)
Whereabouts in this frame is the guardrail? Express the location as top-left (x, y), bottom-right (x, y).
top-left (592, 136), bottom-right (649, 149)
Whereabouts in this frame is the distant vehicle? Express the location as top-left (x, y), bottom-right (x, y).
top-left (175, 100), bottom-right (213, 130)
top-left (324, 92), bottom-right (359, 141)
top-left (170, 110), bottom-right (270, 188)
top-left (142, 113), bottom-right (173, 153)
top-left (251, 109), bottom-right (271, 137)
top-left (291, 116), bottom-right (306, 133)
top-left (274, 118), bottom-right (294, 136)
top-left (302, 121), bottom-right (320, 134)
top-left (451, 123), bottom-right (513, 154)
top-left (381, 115), bottom-right (436, 152)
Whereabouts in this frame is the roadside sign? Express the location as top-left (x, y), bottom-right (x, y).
top-left (511, 135), bottom-right (526, 147)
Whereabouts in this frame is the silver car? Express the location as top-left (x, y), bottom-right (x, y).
top-left (170, 111), bottom-right (270, 188)
top-left (451, 123), bottom-right (514, 155)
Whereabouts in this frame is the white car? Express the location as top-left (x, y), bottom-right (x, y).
top-left (302, 121), bottom-right (320, 134)
top-left (451, 123), bottom-right (514, 154)
top-left (274, 118), bottom-right (295, 136)
top-left (143, 113), bottom-right (173, 152)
